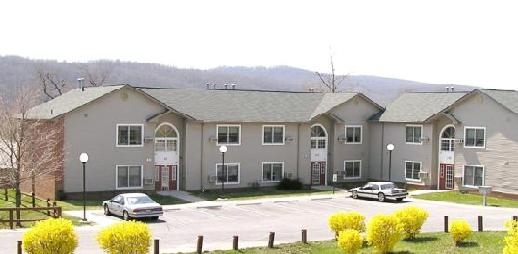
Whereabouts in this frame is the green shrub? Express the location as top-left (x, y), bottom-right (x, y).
top-left (277, 178), bottom-right (303, 190)
top-left (23, 218), bottom-right (78, 254)
top-left (337, 229), bottom-right (363, 254)
top-left (504, 219), bottom-right (518, 254)
top-left (328, 211), bottom-right (366, 238)
top-left (393, 205), bottom-right (429, 239)
top-left (366, 214), bottom-right (404, 253)
top-left (97, 220), bottom-right (152, 254)
top-left (450, 219), bottom-right (472, 245)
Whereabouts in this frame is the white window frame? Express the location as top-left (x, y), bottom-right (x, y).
top-left (115, 165), bottom-right (144, 190)
top-left (405, 161), bottom-right (422, 182)
top-left (215, 162), bottom-right (240, 185)
top-left (216, 124), bottom-right (241, 146)
top-left (116, 124), bottom-right (144, 147)
top-left (462, 165), bottom-right (485, 187)
top-left (463, 126), bottom-right (486, 149)
top-left (344, 125), bottom-right (362, 144)
top-left (405, 124), bottom-right (423, 145)
top-left (343, 160), bottom-right (361, 179)
top-left (262, 125), bottom-right (285, 145)
top-left (261, 162), bottom-right (284, 182)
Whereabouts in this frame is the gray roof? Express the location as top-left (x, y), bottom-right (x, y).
top-left (378, 92), bottom-right (467, 123)
top-left (26, 86), bottom-right (124, 119)
top-left (480, 89), bottom-right (518, 114)
top-left (141, 88), bottom-right (362, 122)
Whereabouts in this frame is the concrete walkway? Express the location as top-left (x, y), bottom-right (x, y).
top-left (157, 190), bottom-right (205, 202)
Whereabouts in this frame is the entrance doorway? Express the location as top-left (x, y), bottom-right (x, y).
top-left (438, 125), bottom-right (455, 190)
top-left (155, 165), bottom-right (177, 191)
top-left (154, 123), bottom-right (179, 191)
top-left (310, 124), bottom-right (327, 185)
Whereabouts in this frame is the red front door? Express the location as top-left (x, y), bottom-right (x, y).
top-left (155, 165), bottom-right (177, 191)
top-left (439, 164), bottom-right (454, 190)
top-left (311, 162), bottom-right (326, 185)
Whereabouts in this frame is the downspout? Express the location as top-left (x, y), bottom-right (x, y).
top-left (380, 122), bottom-right (385, 180)
top-left (296, 123), bottom-right (301, 179)
top-left (200, 122), bottom-right (204, 191)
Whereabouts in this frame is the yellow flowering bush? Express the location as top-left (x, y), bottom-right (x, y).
top-left (393, 206), bottom-right (429, 239)
top-left (504, 219), bottom-right (518, 254)
top-left (337, 229), bottom-right (363, 254)
top-left (328, 211), bottom-right (366, 238)
top-left (97, 220), bottom-right (152, 254)
top-left (366, 214), bottom-right (404, 253)
top-left (23, 218), bottom-right (78, 254)
top-left (450, 219), bottom-right (472, 245)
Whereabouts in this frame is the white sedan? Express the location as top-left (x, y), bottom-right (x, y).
top-left (103, 193), bottom-right (163, 220)
top-left (350, 182), bottom-right (408, 202)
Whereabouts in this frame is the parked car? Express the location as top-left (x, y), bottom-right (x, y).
top-left (350, 182), bottom-right (408, 202)
top-left (103, 193), bottom-right (163, 220)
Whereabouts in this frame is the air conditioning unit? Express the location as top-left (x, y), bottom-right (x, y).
top-left (285, 136), bottom-right (294, 142)
top-left (208, 175), bottom-right (217, 183)
top-left (143, 178), bottom-right (154, 185)
top-left (208, 136), bottom-right (218, 143)
top-left (419, 137), bottom-right (430, 143)
top-left (144, 136), bottom-right (154, 143)
top-left (454, 138), bottom-right (464, 143)
top-left (337, 136), bottom-right (347, 142)
top-left (418, 171), bottom-right (429, 180)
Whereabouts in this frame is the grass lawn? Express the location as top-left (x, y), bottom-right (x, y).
top-left (195, 232), bottom-right (506, 254)
top-left (412, 191), bottom-right (518, 208)
top-left (189, 188), bottom-right (334, 201)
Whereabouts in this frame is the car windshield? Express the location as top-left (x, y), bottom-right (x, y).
top-left (380, 184), bottom-right (395, 190)
top-left (126, 196), bottom-right (154, 205)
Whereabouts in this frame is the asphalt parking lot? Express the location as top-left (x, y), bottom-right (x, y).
top-left (2, 196), bottom-right (517, 253)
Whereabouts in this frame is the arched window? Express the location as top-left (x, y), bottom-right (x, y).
top-left (311, 125), bottom-right (326, 137)
top-left (441, 126), bottom-right (455, 138)
top-left (155, 123), bottom-right (178, 152)
top-left (155, 124), bottom-right (178, 138)
top-left (311, 125), bottom-right (327, 149)
top-left (440, 126), bottom-right (455, 151)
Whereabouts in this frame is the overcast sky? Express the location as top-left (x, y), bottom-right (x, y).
top-left (1, 0), bottom-right (517, 89)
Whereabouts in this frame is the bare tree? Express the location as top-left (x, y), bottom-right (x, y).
top-left (79, 61), bottom-right (115, 87)
top-left (37, 70), bottom-right (67, 100)
top-left (315, 54), bottom-right (348, 93)
top-left (0, 86), bottom-right (62, 225)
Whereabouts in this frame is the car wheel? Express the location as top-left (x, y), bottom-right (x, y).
top-left (151, 216), bottom-right (159, 221)
top-left (352, 191), bottom-right (358, 199)
top-left (103, 205), bottom-right (111, 216)
top-left (396, 198), bottom-right (404, 202)
top-left (123, 211), bottom-right (130, 221)
top-left (378, 193), bottom-right (385, 202)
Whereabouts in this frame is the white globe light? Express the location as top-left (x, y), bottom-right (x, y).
top-left (219, 145), bottom-right (228, 153)
top-left (79, 153), bottom-right (89, 163)
top-left (386, 144), bottom-right (395, 151)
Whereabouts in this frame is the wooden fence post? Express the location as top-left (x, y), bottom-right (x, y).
top-left (4, 188), bottom-right (7, 201)
top-left (31, 192), bottom-right (35, 208)
top-left (154, 239), bottom-right (159, 254)
top-left (9, 210), bottom-right (14, 229)
top-left (444, 216), bottom-right (449, 233)
top-left (46, 199), bottom-right (51, 216)
top-left (233, 235), bottom-right (239, 250)
top-left (17, 240), bottom-right (22, 254)
top-left (197, 235), bottom-right (203, 254)
top-left (268, 232), bottom-right (275, 248)
top-left (478, 216), bottom-right (483, 232)
top-left (302, 229), bottom-right (307, 244)
top-left (52, 201), bottom-right (57, 218)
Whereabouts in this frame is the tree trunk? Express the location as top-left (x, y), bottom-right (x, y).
top-left (3, 188), bottom-right (7, 201)
top-left (15, 181), bottom-right (22, 227)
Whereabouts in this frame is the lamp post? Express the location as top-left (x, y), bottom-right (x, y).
top-left (386, 144), bottom-right (394, 181)
top-left (219, 145), bottom-right (227, 193)
top-left (79, 153), bottom-right (88, 221)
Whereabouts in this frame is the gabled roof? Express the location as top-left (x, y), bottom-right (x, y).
top-left (479, 89), bottom-right (518, 114)
top-left (378, 92), bottom-right (468, 123)
top-left (141, 88), bottom-right (374, 122)
top-left (26, 85), bottom-right (125, 119)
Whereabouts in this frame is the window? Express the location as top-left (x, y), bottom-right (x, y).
top-left (345, 125), bottom-right (362, 144)
top-left (344, 160), bottom-right (361, 179)
top-left (216, 163), bottom-right (240, 184)
top-left (464, 127), bottom-right (485, 148)
top-left (405, 125), bottom-right (422, 144)
top-left (463, 165), bottom-right (484, 187)
top-left (262, 162), bottom-right (283, 182)
top-left (263, 125), bottom-right (285, 145)
top-left (117, 124), bottom-right (143, 147)
top-left (405, 161), bottom-right (421, 181)
top-left (217, 125), bottom-right (241, 145)
top-left (116, 165), bottom-right (143, 189)
top-left (311, 125), bottom-right (327, 149)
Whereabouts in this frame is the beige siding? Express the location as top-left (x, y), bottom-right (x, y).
top-left (63, 88), bottom-right (164, 193)
top-left (452, 92), bottom-right (518, 194)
